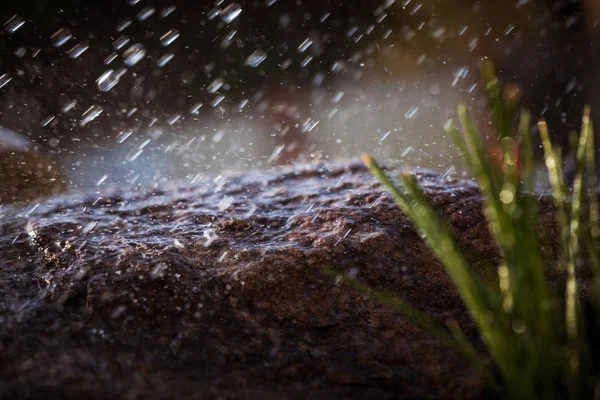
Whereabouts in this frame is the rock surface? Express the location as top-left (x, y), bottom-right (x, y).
top-left (0, 160), bottom-right (560, 399)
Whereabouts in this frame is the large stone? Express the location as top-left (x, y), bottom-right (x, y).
top-left (0, 160), bottom-right (561, 399)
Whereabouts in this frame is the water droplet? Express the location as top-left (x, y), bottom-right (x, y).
top-left (221, 3), bottom-right (242, 23)
top-left (0, 74), bottom-right (12, 89)
top-left (207, 77), bottom-right (224, 93)
top-left (116, 129), bottom-right (134, 143)
top-left (300, 56), bottom-right (313, 67)
top-left (377, 130), bottom-right (391, 144)
top-left (82, 220), bottom-right (99, 234)
top-left (203, 229), bottom-right (219, 247)
top-left (245, 50), bottom-right (266, 67)
top-left (51, 28), bottom-right (72, 47)
top-left (156, 52), bottom-right (174, 67)
top-left (61, 100), bottom-right (77, 113)
top-left (302, 118), bottom-right (319, 132)
top-left (160, 6), bottom-right (176, 19)
top-left (168, 113), bottom-right (182, 125)
top-left (159, 29), bottom-right (179, 46)
top-left (104, 52), bottom-right (118, 65)
top-left (67, 42), bottom-right (89, 59)
top-left (113, 35), bottom-right (131, 50)
top-left (298, 38), bottom-right (313, 53)
top-left (96, 175), bottom-right (108, 186)
top-left (41, 115), bottom-right (56, 127)
top-left (14, 47), bottom-right (26, 58)
top-left (137, 7), bottom-right (156, 21)
top-left (116, 19), bottom-right (132, 32)
top-left (80, 105), bottom-right (104, 126)
top-left (211, 95), bottom-right (225, 107)
top-left (123, 43), bottom-right (146, 66)
top-left (280, 58), bottom-right (292, 70)
top-left (127, 0), bottom-right (141, 5)
top-left (126, 138), bottom-right (151, 161)
top-left (400, 146), bottom-right (413, 157)
top-left (207, 7), bottom-right (221, 20)
top-left (405, 106), bottom-right (418, 119)
top-left (331, 91), bottom-right (344, 103)
top-left (96, 68), bottom-right (127, 92)
top-left (4, 15), bottom-right (25, 34)
top-left (189, 103), bottom-right (203, 115)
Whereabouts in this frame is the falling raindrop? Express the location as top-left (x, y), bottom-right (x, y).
top-left (96, 68), bottom-right (127, 92)
top-left (96, 175), bottom-right (108, 186)
top-left (123, 44), bottom-right (146, 66)
top-left (377, 130), bottom-right (391, 144)
top-left (208, 7), bottom-right (221, 20)
top-left (245, 50), bottom-right (266, 67)
top-left (221, 3), bottom-right (242, 23)
top-left (0, 74), bottom-right (12, 89)
top-left (300, 56), bottom-right (313, 67)
top-left (159, 29), bottom-right (180, 46)
top-left (168, 113), bottom-right (182, 125)
top-left (80, 105), bottom-right (104, 127)
top-left (41, 115), bottom-right (56, 127)
top-left (207, 78), bottom-right (224, 93)
top-left (157, 53), bottom-right (174, 67)
top-left (126, 138), bottom-right (151, 161)
top-left (331, 91), bottom-right (345, 103)
top-left (189, 103), bottom-right (203, 115)
top-left (116, 130), bottom-right (134, 143)
top-left (160, 6), bottom-right (176, 19)
top-left (4, 15), bottom-right (25, 34)
top-left (137, 7), bottom-right (156, 21)
top-left (61, 100), bottom-right (77, 113)
top-left (405, 106), bottom-right (418, 119)
top-left (51, 28), bottom-right (73, 47)
top-left (113, 35), bottom-right (131, 50)
top-left (67, 42), bottom-right (89, 59)
top-left (298, 38), bottom-right (313, 53)
top-left (211, 95), bottom-right (225, 107)
top-left (104, 52), bottom-right (118, 65)
top-left (116, 19), bottom-right (132, 32)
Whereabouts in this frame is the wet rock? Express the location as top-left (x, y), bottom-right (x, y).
top-left (0, 160), bottom-right (562, 399)
top-left (0, 128), bottom-right (68, 204)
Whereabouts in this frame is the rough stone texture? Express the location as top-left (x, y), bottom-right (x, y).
top-left (0, 160), bottom-right (561, 399)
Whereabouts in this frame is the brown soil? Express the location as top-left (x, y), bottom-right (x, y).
top-left (0, 160), bottom-right (561, 399)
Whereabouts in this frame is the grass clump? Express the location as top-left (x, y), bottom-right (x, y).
top-left (354, 63), bottom-right (600, 399)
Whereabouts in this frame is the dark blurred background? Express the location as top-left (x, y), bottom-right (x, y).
top-left (0, 0), bottom-right (599, 197)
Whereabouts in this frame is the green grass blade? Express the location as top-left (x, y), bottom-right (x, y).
top-left (481, 60), bottom-right (511, 141)
top-left (445, 120), bottom-right (474, 170)
top-left (539, 120), bottom-right (570, 268)
top-left (520, 111), bottom-right (534, 194)
top-left (563, 107), bottom-right (592, 398)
